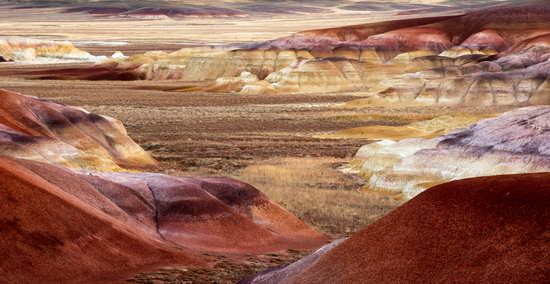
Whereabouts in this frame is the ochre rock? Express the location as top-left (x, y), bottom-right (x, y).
top-left (243, 173), bottom-right (550, 284)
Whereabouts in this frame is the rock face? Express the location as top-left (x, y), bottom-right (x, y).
top-left (0, 89), bottom-right (157, 171)
top-left (39, 1), bottom-right (550, 103)
top-left (0, 36), bottom-right (100, 62)
top-left (355, 106), bottom-right (550, 199)
top-left (243, 173), bottom-right (550, 284)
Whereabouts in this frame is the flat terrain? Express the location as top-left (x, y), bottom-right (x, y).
top-left (0, 1), bottom-right (505, 54)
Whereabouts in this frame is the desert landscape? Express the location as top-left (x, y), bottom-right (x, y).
top-left (0, 0), bottom-right (548, 283)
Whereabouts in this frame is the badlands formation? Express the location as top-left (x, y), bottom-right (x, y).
top-left (244, 174), bottom-right (550, 284)
top-left (1, 0), bottom-right (549, 283)
top-left (355, 107), bottom-right (550, 199)
top-left (0, 89), bottom-right (157, 171)
top-left (0, 90), bottom-right (325, 283)
top-left (37, 1), bottom-right (550, 106)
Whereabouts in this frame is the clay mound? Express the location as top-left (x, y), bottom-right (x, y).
top-left (99, 173), bottom-right (326, 253)
top-left (9, 157), bottom-right (326, 253)
top-left (0, 89), bottom-right (157, 170)
top-left (460, 29), bottom-right (509, 51)
top-left (255, 15), bottom-right (458, 50)
top-left (362, 27), bottom-right (452, 55)
top-left (0, 157), bottom-right (200, 284)
top-left (1, 156), bottom-right (326, 283)
top-left (245, 173), bottom-right (550, 284)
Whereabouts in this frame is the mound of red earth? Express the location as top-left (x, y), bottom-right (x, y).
top-left (244, 173), bottom-right (550, 284)
top-left (0, 157), bottom-right (325, 284)
top-left (0, 89), bottom-right (157, 170)
top-left (0, 157), bottom-right (199, 284)
top-left (0, 90), bottom-right (326, 283)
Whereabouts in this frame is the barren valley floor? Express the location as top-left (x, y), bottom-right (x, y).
top-left (0, 64), bottom-right (513, 235)
top-left (0, 64), bottom-right (515, 283)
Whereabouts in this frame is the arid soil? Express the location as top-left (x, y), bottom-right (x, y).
top-left (128, 250), bottom-right (310, 284)
top-left (0, 63), bottom-right (514, 283)
top-left (0, 64), bottom-right (376, 282)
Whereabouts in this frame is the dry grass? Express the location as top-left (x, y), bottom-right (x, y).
top-left (234, 157), bottom-right (400, 238)
top-left (320, 115), bottom-right (493, 140)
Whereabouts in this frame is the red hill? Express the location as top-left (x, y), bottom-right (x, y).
top-left (245, 173), bottom-right (550, 283)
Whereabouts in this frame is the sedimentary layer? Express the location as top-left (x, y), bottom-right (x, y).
top-left (0, 36), bottom-right (100, 62)
top-left (244, 173), bottom-right (550, 284)
top-left (355, 106), bottom-right (550, 199)
top-left (38, 1), bottom-right (550, 103)
top-left (0, 89), bottom-right (157, 170)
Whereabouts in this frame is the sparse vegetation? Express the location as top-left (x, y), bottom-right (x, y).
top-left (128, 250), bottom-right (309, 284)
top-left (235, 157), bottom-right (400, 238)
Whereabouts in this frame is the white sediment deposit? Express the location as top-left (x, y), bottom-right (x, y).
top-left (356, 106), bottom-right (550, 199)
top-left (0, 36), bottom-right (104, 63)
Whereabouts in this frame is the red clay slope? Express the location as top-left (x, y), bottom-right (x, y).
top-left (0, 157), bottom-right (200, 284)
top-left (93, 172), bottom-right (327, 253)
top-left (0, 155), bottom-right (327, 283)
top-left (0, 89), bottom-right (326, 282)
top-left (0, 156), bottom-right (326, 281)
top-left (245, 173), bottom-right (550, 284)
